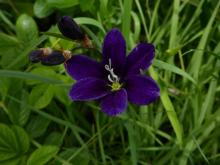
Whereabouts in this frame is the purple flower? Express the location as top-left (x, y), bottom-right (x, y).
top-left (65, 29), bottom-right (160, 116)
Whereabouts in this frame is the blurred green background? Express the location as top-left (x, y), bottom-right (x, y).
top-left (0, 0), bottom-right (220, 164)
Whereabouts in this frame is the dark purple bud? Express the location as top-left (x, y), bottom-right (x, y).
top-left (29, 50), bottom-right (43, 63)
top-left (41, 51), bottom-right (65, 66)
top-left (58, 16), bottom-right (85, 40)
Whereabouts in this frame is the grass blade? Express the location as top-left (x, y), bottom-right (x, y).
top-left (153, 59), bottom-right (197, 84)
top-left (0, 70), bottom-right (63, 84)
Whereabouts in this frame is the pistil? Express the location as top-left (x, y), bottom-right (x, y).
top-left (105, 59), bottom-right (122, 91)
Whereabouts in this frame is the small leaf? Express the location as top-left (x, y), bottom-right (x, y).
top-left (27, 145), bottom-right (59, 165)
top-left (0, 124), bottom-right (30, 162)
top-left (11, 126), bottom-right (30, 154)
top-left (16, 14), bottom-right (38, 43)
top-left (26, 115), bottom-right (50, 138)
top-left (18, 91), bottom-right (31, 126)
top-left (28, 84), bottom-right (54, 109)
top-left (33, 0), bottom-right (54, 18)
top-left (74, 17), bottom-right (106, 34)
top-left (44, 132), bottom-right (62, 146)
top-left (57, 148), bottom-right (90, 165)
top-left (47, 0), bottom-right (79, 9)
top-left (0, 124), bottom-right (18, 161)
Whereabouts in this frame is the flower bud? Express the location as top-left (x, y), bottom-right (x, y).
top-left (29, 50), bottom-right (43, 63)
top-left (41, 51), bottom-right (66, 66)
top-left (58, 16), bottom-right (85, 40)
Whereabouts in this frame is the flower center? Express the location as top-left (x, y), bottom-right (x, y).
top-left (105, 59), bottom-right (122, 91)
top-left (111, 82), bottom-right (122, 91)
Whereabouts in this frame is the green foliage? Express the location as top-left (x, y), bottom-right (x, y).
top-left (27, 145), bottom-right (59, 165)
top-left (0, 0), bottom-right (220, 165)
top-left (16, 14), bottom-right (38, 43)
top-left (0, 124), bottom-right (29, 163)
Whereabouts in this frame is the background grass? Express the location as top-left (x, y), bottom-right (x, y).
top-left (0, 0), bottom-right (220, 164)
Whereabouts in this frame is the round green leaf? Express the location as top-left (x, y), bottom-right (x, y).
top-left (33, 0), bottom-right (54, 18)
top-left (27, 145), bottom-right (59, 165)
top-left (0, 124), bottom-right (30, 162)
top-left (16, 14), bottom-right (38, 43)
top-left (28, 84), bottom-right (54, 109)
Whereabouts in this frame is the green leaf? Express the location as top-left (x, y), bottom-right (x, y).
top-left (188, 0), bottom-right (220, 80)
top-left (0, 124), bottom-right (29, 162)
top-left (79, 0), bottom-right (94, 11)
top-left (27, 145), bottom-right (59, 165)
top-left (153, 59), bottom-right (197, 84)
top-left (7, 90), bottom-right (31, 126)
top-left (6, 35), bottom-right (47, 69)
top-left (11, 126), bottom-right (30, 154)
top-left (57, 148), bottom-right (90, 165)
top-left (47, 0), bottom-right (79, 9)
top-left (0, 124), bottom-right (18, 161)
top-left (28, 84), bottom-right (54, 109)
top-left (74, 17), bottom-right (106, 34)
top-left (54, 86), bottom-right (71, 106)
top-left (0, 156), bottom-right (26, 165)
top-left (160, 87), bottom-right (183, 146)
top-left (44, 132), bottom-right (62, 146)
top-left (0, 33), bottom-right (20, 67)
top-left (18, 91), bottom-right (31, 126)
top-left (16, 14), bottom-right (38, 43)
top-left (0, 78), bottom-right (10, 100)
top-left (26, 115), bottom-right (50, 138)
top-left (122, 0), bottom-right (133, 47)
top-left (0, 33), bottom-right (19, 51)
top-left (33, 0), bottom-right (54, 18)
top-left (26, 67), bottom-right (59, 85)
top-left (0, 70), bottom-right (62, 84)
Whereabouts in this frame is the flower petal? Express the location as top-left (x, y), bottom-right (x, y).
top-left (102, 28), bottom-right (126, 75)
top-left (125, 75), bottom-right (160, 105)
top-left (126, 43), bottom-right (155, 76)
top-left (69, 78), bottom-right (110, 101)
top-left (101, 89), bottom-right (128, 116)
top-left (65, 55), bottom-right (104, 80)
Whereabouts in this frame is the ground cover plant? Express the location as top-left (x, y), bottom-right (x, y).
top-left (0, 0), bottom-right (220, 164)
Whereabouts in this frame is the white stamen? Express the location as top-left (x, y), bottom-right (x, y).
top-left (104, 59), bottom-right (119, 82)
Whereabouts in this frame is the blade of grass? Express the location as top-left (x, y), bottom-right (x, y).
top-left (148, 65), bottom-right (183, 147)
top-left (96, 111), bottom-right (107, 165)
top-left (149, 0), bottom-right (161, 38)
top-left (188, 0), bottom-right (220, 80)
top-left (169, 0), bottom-right (180, 49)
top-left (180, 0), bottom-right (205, 40)
top-left (153, 59), bottom-right (197, 84)
top-left (160, 87), bottom-right (183, 147)
top-left (74, 17), bottom-right (106, 34)
top-left (135, 0), bottom-right (149, 41)
top-left (0, 10), bottom-right (16, 31)
top-left (121, 0), bottom-right (133, 47)
top-left (125, 122), bottom-right (137, 165)
top-left (0, 70), bottom-right (63, 84)
top-left (197, 42), bottom-right (220, 124)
